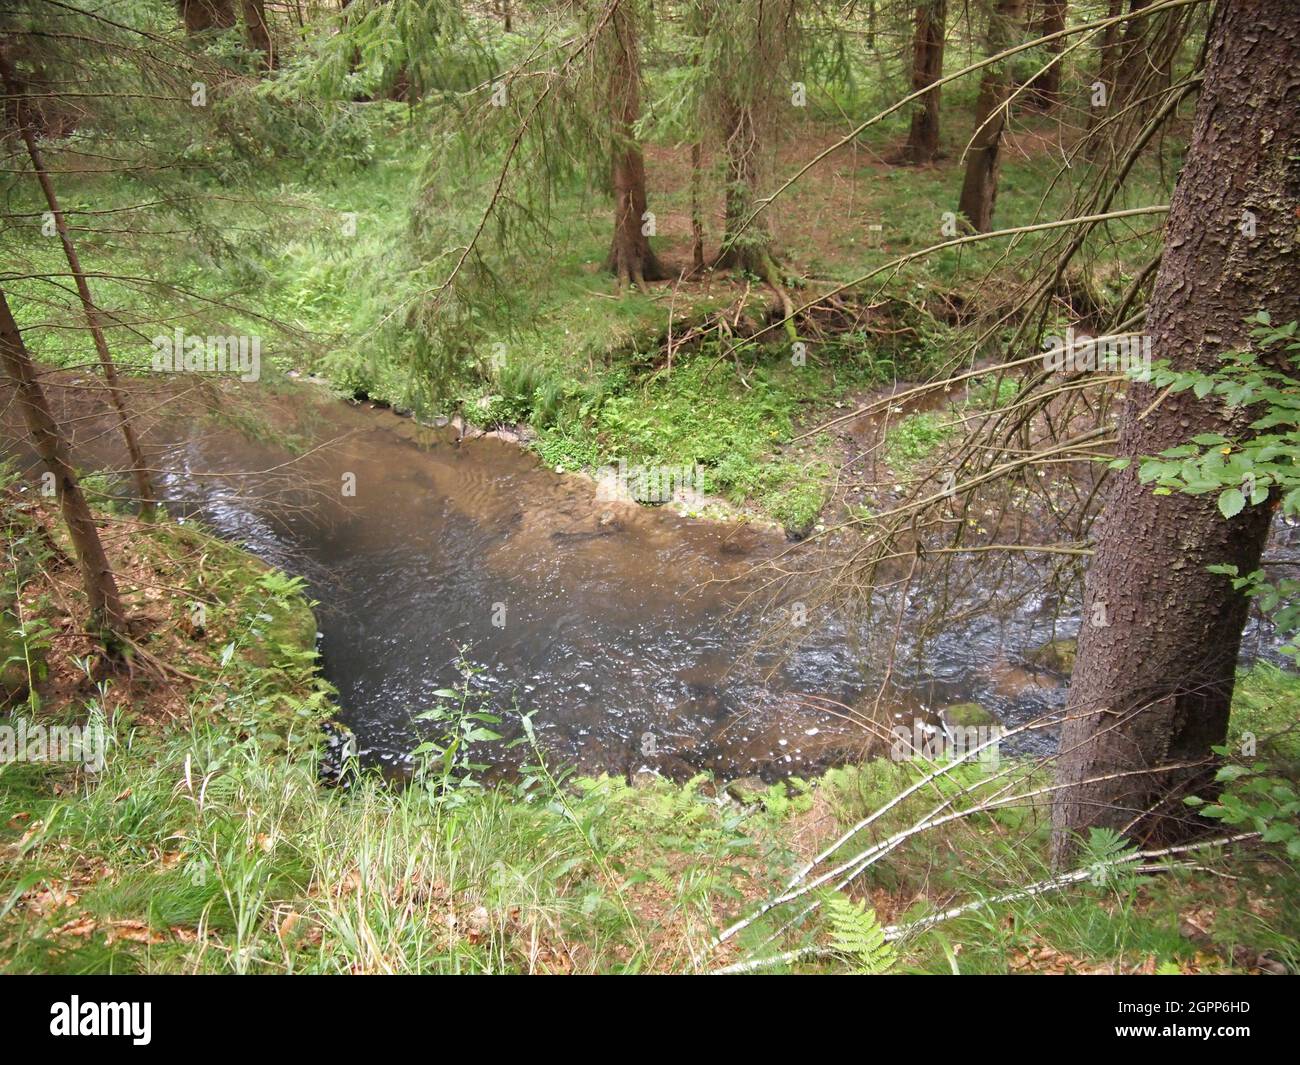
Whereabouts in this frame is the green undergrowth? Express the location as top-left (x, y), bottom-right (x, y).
top-left (2, 488), bottom-right (1294, 979)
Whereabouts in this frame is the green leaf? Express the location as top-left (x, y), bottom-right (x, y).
top-left (1218, 489), bottom-right (1245, 519)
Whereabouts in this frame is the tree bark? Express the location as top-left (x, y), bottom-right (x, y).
top-left (0, 287), bottom-right (128, 637)
top-left (179, 0), bottom-right (236, 33)
top-left (957, 0), bottom-right (1026, 233)
top-left (240, 0), bottom-right (276, 69)
top-left (690, 140), bottom-right (705, 274)
top-left (604, 1), bottom-right (665, 292)
top-left (1087, 0), bottom-right (1126, 142)
top-left (1050, 0), bottom-right (1300, 866)
top-left (1111, 0), bottom-right (1155, 107)
top-left (0, 49), bottom-right (157, 515)
top-left (904, 0), bottom-right (947, 164)
top-left (717, 98), bottom-right (767, 273)
top-left (1025, 0), bottom-right (1067, 110)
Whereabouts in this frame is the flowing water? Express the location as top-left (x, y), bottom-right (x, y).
top-left (3, 373), bottom-right (1168, 779)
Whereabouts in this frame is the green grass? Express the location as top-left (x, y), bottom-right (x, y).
top-left (884, 410), bottom-right (954, 468)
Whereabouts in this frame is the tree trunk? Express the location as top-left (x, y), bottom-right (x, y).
top-left (690, 140), bottom-right (705, 275)
top-left (0, 287), bottom-right (128, 638)
top-left (1025, 1), bottom-right (1067, 110)
top-left (1087, 0), bottom-right (1126, 142)
top-left (0, 49), bottom-right (157, 515)
top-left (240, 0), bottom-right (275, 69)
top-left (957, 0), bottom-right (1026, 232)
top-left (604, 1), bottom-right (665, 292)
top-left (904, 0), bottom-right (947, 164)
top-left (717, 98), bottom-right (767, 273)
top-left (1113, 0), bottom-right (1185, 125)
top-left (1111, 0), bottom-right (1155, 107)
top-left (179, 0), bottom-right (236, 33)
top-left (1050, 0), bottom-right (1300, 867)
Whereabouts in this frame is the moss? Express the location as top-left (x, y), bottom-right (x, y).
top-left (1026, 637), bottom-right (1078, 675)
top-left (240, 580), bottom-right (319, 669)
top-left (771, 476), bottom-right (828, 539)
top-left (940, 702), bottom-right (997, 728)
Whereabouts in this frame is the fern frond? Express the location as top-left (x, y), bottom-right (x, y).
top-left (822, 891), bottom-right (896, 975)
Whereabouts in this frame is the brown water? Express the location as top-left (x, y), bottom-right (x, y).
top-left (5, 374), bottom-right (1099, 778)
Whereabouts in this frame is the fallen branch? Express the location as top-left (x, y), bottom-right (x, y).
top-left (711, 832), bottom-right (1260, 974)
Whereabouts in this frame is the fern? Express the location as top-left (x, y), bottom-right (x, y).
top-left (822, 891), bottom-right (895, 974)
top-left (1083, 827), bottom-right (1136, 886)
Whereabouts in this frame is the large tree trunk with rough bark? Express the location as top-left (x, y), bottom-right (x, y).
top-left (1025, 1), bottom-right (1067, 110)
top-left (0, 288), bottom-right (128, 638)
top-left (1050, 0), bottom-right (1300, 867)
top-left (604, 1), bottom-right (665, 292)
top-left (957, 0), bottom-right (1026, 232)
top-left (904, 1), bottom-right (947, 164)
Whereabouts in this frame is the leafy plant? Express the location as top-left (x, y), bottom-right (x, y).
top-left (1134, 314), bottom-right (1300, 657)
top-left (411, 653), bottom-right (503, 798)
top-left (1135, 313), bottom-right (1298, 520)
top-left (1186, 757), bottom-right (1300, 860)
top-left (1081, 827), bottom-right (1136, 887)
top-left (822, 890), bottom-right (896, 974)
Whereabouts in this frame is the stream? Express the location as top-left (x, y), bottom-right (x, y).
top-left (10, 372), bottom-right (1285, 782)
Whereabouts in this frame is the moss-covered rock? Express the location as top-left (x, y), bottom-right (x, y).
top-left (1026, 637), bottom-right (1077, 675)
top-left (724, 776), bottom-right (770, 805)
top-left (940, 702), bottom-right (997, 729)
